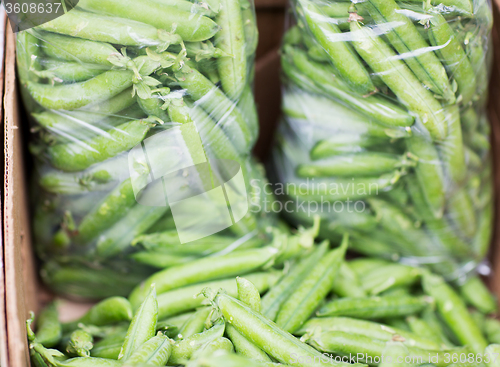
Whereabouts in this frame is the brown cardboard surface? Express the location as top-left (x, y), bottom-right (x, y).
top-left (3, 26), bottom-right (38, 367)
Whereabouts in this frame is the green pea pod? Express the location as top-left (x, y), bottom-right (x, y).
top-left (311, 134), bottom-right (390, 159)
top-left (157, 271), bottom-right (279, 319)
top-left (447, 187), bottom-right (477, 238)
top-left (473, 201), bottom-right (493, 259)
top-left (35, 302), bottom-right (62, 348)
top-left (130, 252), bottom-right (196, 268)
top-left (38, 8), bottom-right (162, 46)
top-left (174, 64), bottom-right (253, 154)
top-left (129, 246), bottom-right (278, 309)
top-left (177, 307), bottom-right (211, 340)
top-left (406, 316), bottom-right (446, 347)
top-left (38, 59), bottom-right (107, 83)
top-left (96, 205), bottom-right (169, 258)
top-left (458, 275), bottom-right (497, 314)
top-left (35, 31), bottom-right (117, 65)
top-left (168, 323), bottom-right (225, 364)
top-left (80, 0), bottom-right (219, 42)
top-left (485, 344), bottom-right (500, 367)
top-left (90, 331), bottom-right (126, 359)
top-left (485, 319), bottom-right (500, 344)
top-left (226, 325), bottom-right (271, 362)
top-left (138, 95), bottom-right (170, 123)
top-left (192, 337), bottom-right (234, 359)
top-left (66, 330), bottom-right (94, 357)
top-left (298, 0), bottom-right (375, 95)
top-left (349, 258), bottom-right (389, 276)
top-left (260, 244), bottom-right (328, 321)
top-left (439, 105), bottom-right (466, 184)
top-left (331, 263), bottom-right (366, 298)
top-left (428, 12), bottom-right (476, 105)
top-left (422, 272), bottom-right (487, 354)
top-left (125, 333), bottom-right (172, 365)
top-left (282, 45), bottom-right (414, 128)
top-left (63, 297), bottom-right (132, 333)
top-left (27, 70), bottom-right (134, 110)
top-left (360, 264), bottom-right (421, 296)
top-left (79, 88), bottom-right (137, 114)
top-left (189, 352), bottom-right (278, 367)
top-left (276, 238), bottom-right (347, 333)
top-left (153, 0), bottom-right (216, 17)
top-left (212, 293), bottom-right (362, 367)
top-left (214, 0), bottom-right (247, 100)
top-left (295, 317), bottom-right (442, 351)
top-left (47, 120), bottom-right (151, 172)
top-left (241, 4), bottom-right (258, 56)
top-left (350, 20), bottom-right (447, 141)
top-left (119, 285), bottom-right (158, 361)
top-left (406, 135), bottom-right (446, 218)
top-left (379, 341), bottom-right (411, 367)
top-left (306, 330), bottom-right (458, 367)
top-left (55, 357), bottom-right (123, 366)
top-left (366, 0), bottom-right (454, 102)
top-left (406, 0), bottom-right (472, 14)
top-left (317, 295), bottom-right (431, 319)
top-left (297, 153), bottom-right (414, 178)
top-left (237, 277), bottom-right (262, 312)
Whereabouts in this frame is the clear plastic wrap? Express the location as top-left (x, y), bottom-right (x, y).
top-left (272, 0), bottom-right (493, 279)
top-left (16, 0), bottom-right (275, 299)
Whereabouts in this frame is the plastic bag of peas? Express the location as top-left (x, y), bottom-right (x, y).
top-left (16, 0), bottom-right (276, 298)
top-left (272, 0), bottom-right (494, 279)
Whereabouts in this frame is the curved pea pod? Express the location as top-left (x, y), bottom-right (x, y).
top-left (360, 264), bottom-right (422, 296)
top-left (297, 0), bottom-right (374, 95)
top-left (297, 153), bottom-right (415, 178)
top-left (35, 31), bottom-right (118, 66)
top-left (38, 9), bottom-right (162, 46)
top-left (350, 20), bottom-right (447, 141)
top-left (306, 330), bottom-right (456, 367)
top-left (212, 293), bottom-right (363, 367)
top-left (129, 246), bottom-right (279, 309)
top-left (79, 88), bottom-right (137, 115)
top-left (331, 263), bottom-right (366, 298)
top-left (428, 13), bottom-right (476, 106)
top-left (406, 135), bottom-right (446, 218)
top-left (366, 0), bottom-right (454, 103)
top-left (27, 70), bottom-right (134, 110)
top-left (16, 31), bottom-right (42, 83)
top-left (66, 329), bottom-right (94, 357)
top-left (458, 276), bottom-right (497, 314)
top-left (119, 285), bottom-right (158, 361)
top-left (447, 187), bottom-right (476, 238)
top-left (214, 0), bottom-right (247, 100)
top-left (138, 95), bottom-right (170, 123)
top-left (422, 272), bottom-right (488, 354)
top-left (276, 238), bottom-right (347, 333)
top-left (192, 337), bottom-right (234, 360)
top-left (176, 307), bottom-right (211, 340)
top-left (62, 297), bottom-right (133, 333)
top-left (226, 325), bottom-right (271, 362)
top-left (35, 302), bottom-right (62, 348)
top-left (317, 295), bottom-right (431, 319)
top-left (156, 271), bottom-right (279, 319)
top-left (439, 105), bottom-right (466, 184)
top-left (168, 323), bottom-right (225, 364)
top-left (261, 244), bottom-right (328, 321)
top-left (311, 134), bottom-right (390, 159)
top-left (237, 277), bottom-right (261, 312)
top-left (174, 64), bottom-right (253, 154)
top-left (125, 333), bottom-right (173, 365)
top-left (295, 317), bottom-right (442, 351)
top-left (283, 45), bottom-right (414, 128)
top-left (241, 4), bottom-right (258, 56)
top-left (79, 0), bottom-right (219, 42)
top-left (47, 119), bottom-right (151, 172)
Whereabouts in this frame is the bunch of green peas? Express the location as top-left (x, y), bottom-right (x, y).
top-left (15, 0), bottom-right (273, 298)
top-left (272, 0), bottom-right (493, 278)
top-left (27, 232), bottom-right (500, 367)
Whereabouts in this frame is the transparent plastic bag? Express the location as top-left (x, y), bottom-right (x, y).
top-left (16, 0), bottom-right (274, 299)
top-left (272, 0), bottom-right (493, 279)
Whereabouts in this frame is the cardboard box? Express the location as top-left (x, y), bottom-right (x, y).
top-left (3, 2), bottom-right (500, 365)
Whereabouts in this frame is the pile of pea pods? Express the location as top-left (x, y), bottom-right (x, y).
top-left (15, 0), bottom-right (277, 298)
top-left (271, 0), bottom-right (493, 278)
top-left (27, 232), bottom-right (500, 367)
